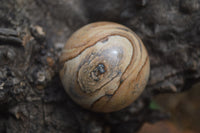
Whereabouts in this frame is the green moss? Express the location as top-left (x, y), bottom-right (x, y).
top-left (149, 101), bottom-right (161, 110)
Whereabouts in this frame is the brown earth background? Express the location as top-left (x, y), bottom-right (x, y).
top-left (0, 0), bottom-right (200, 133)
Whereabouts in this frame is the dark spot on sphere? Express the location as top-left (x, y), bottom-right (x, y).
top-left (91, 63), bottom-right (106, 81)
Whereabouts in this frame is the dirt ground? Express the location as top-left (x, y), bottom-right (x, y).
top-left (0, 0), bottom-right (200, 133)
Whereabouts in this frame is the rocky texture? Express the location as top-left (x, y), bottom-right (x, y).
top-left (0, 0), bottom-right (199, 132)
